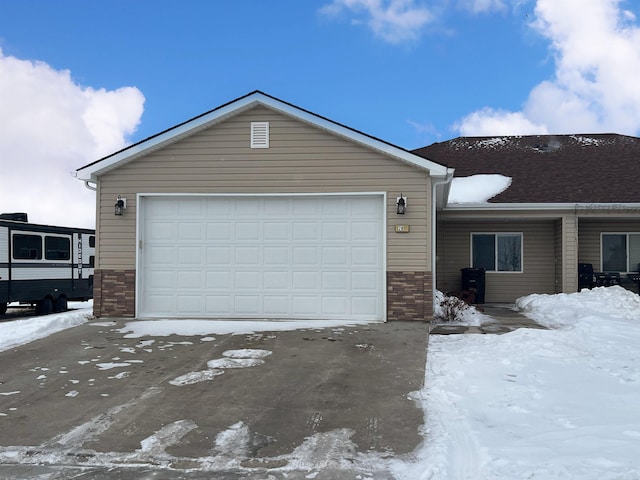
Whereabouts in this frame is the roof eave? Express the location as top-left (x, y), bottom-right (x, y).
top-left (443, 202), bottom-right (640, 211)
top-left (75, 92), bottom-right (449, 182)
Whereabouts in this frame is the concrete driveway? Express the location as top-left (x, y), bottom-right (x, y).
top-left (0, 318), bottom-right (429, 479)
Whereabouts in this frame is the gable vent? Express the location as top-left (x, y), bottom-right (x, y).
top-left (251, 121), bottom-right (269, 148)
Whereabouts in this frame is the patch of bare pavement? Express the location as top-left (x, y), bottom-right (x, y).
top-left (0, 318), bottom-right (429, 479)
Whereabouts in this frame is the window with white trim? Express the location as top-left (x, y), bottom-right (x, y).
top-left (472, 233), bottom-right (523, 272)
top-left (601, 233), bottom-right (640, 272)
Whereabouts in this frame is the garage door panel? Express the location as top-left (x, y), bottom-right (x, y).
top-left (148, 222), bottom-right (177, 241)
top-left (207, 222), bottom-right (233, 240)
top-left (206, 270), bottom-right (231, 288)
top-left (264, 222), bottom-right (290, 241)
top-left (293, 247), bottom-right (318, 266)
top-left (352, 247), bottom-right (379, 265)
top-left (235, 222), bottom-right (260, 240)
top-left (292, 271), bottom-right (319, 290)
top-left (235, 200), bottom-right (260, 216)
top-left (264, 247), bottom-right (288, 265)
top-left (177, 271), bottom-right (202, 289)
top-left (178, 246), bottom-right (203, 264)
top-left (148, 246), bottom-right (177, 265)
top-left (322, 271), bottom-right (347, 289)
top-left (322, 222), bottom-right (348, 240)
top-left (322, 246), bottom-right (348, 265)
top-left (235, 295), bottom-right (260, 314)
top-left (264, 271), bottom-right (289, 289)
top-left (177, 295), bottom-right (202, 314)
top-left (235, 271), bottom-right (261, 289)
top-left (293, 198), bottom-right (320, 215)
top-left (178, 198), bottom-right (204, 217)
top-left (351, 271), bottom-right (379, 290)
top-left (148, 270), bottom-right (177, 289)
top-left (292, 296), bottom-right (319, 315)
top-left (206, 295), bottom-right (231, 314)
top-left (264, 296), bottom-right (289, 314)
top-left (352, 221), bottom-right (379, 240)
top-left (322, 296), bottom-right (347, 315)
top-left (352, 297), bottom-right (378, 316)
top-left (236, 247), bottom-right (260, 264)
top-left (141, 195), bottom-right (384, 320)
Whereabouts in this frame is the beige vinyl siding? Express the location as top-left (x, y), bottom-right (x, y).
top-left (578, 219), bottom-right (640, 271)
top-left (557, 215), bottom-right (578, 293)
top-left (437, 220), bottom-right (556, 303)
top-left (96, 105), bottom-right (432, 271)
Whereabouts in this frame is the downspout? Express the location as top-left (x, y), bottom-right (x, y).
top-left (431, 170), bottom-right (455, 318)
top-left (84, 181), bottom-right (97, 191)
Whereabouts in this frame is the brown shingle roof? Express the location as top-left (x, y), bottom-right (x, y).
top-left (413, 134), bottom-right (640, 203)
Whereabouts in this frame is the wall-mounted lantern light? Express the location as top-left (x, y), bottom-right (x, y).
top-left (114, 196), bottom-right (126, 216)
top-left (396, 194), bottom-right (407, 215)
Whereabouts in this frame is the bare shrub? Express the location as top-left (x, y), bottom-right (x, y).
top-left (436, 294), bottom-right (472, 323)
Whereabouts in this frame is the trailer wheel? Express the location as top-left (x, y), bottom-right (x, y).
top-left (0, 303), bottom-right (6, 315)
top-left (54, 296), bottom-right (68, 313)
top-left (36, 297), bottom-right (53, 315)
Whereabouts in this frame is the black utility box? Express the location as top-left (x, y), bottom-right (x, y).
top-left (461, 267), bottom-right (486, 304)
top-left (578, 263), bottom-right (595, 289)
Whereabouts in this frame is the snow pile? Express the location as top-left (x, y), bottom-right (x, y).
top-left (0, 301), bottom-right (92, 352)
top-left (394, 286), bottom-right (640, 480)
top-left (448, 174), bottom-right (512, 203)
top-left (119, 318), bottom-right (371, 338)
top-left (516, 285), bottom-right (640, 327)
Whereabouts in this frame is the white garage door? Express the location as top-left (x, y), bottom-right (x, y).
top-left (139, 195), bottom-right (385, 320)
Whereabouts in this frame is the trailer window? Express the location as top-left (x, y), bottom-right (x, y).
top-left (13, 234), bottom-right (42, 260)
top-left (45, 236), bottom-right (71, 260)
top-left (89, 235), bottom-right (95, 248)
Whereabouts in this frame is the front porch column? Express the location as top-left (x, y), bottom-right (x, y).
top-left (560, 215), bottom-right (579, 293)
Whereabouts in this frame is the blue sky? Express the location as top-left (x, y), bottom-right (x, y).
top-left (1, 0), bottom-right (640, 227)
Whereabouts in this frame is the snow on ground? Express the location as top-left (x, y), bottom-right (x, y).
top-left (118, 318), bottom-right (372, 337)
top-left (0, 301), bottom-right (92, 352)
top-left (3, 290), bottom-right (640, 478)
top-left (393, 286), bottom-right (640, 480)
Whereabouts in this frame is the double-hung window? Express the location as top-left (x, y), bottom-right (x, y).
top-left (601, 233), bottom-right (640, 272)
top-left (472, 233), bottom-right (523, 272)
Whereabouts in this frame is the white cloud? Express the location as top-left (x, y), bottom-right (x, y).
top-left (455, 107), bottom-right (548, 136)
top-left (457, 0), bottom-right (506, 14)
top-left (320, 0), bottom-right (434, 44)
top-left (456, 0), bottom-right (640, 136)
top-left (0, 50), bottom-right (144, 228)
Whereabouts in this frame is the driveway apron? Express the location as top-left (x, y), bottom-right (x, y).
top-left (0, 318), bottom-right (428, 478)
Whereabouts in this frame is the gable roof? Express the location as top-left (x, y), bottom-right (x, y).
top-left (75, 90), bottom-right (450, 182)
top-left (413, 134), bottom-right (640, 204)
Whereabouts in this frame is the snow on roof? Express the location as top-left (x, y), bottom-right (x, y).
top-left (448, 174), bottom-right (512, 204)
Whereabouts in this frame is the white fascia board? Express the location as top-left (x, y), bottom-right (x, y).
top-left (443, 202), bottom-right (640, 211)
top-left (76, 92), bottom-right (450, 182)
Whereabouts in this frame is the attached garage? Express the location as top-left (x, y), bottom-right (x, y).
top-left (139, 194), bottom-right (385, 320)
top-left (76, 91), bottom-right (453, 321)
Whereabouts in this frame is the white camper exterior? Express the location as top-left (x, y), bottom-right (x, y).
top-left (0, 218), bottom-right (95, 315)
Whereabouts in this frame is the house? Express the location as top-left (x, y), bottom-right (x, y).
top-left (75, 91), bottom-right (640, 320)
top-left (75, 91), bottom-right (454, 321)
top-left (414, 134), bottom-right (640, 303)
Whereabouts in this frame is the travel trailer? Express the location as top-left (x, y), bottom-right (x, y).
top-left (0, 213), bottom-right (95, 315)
